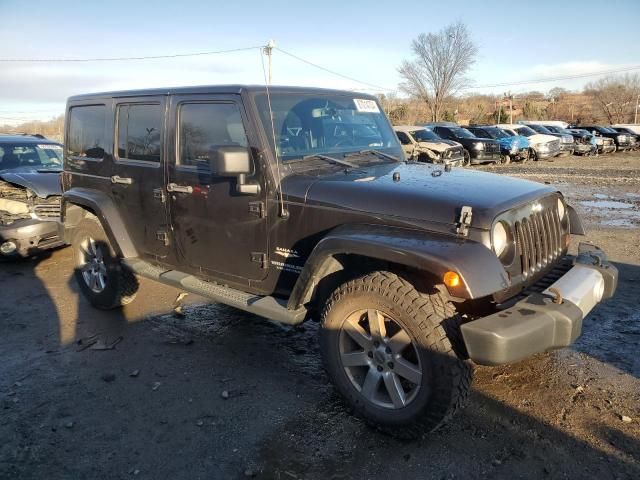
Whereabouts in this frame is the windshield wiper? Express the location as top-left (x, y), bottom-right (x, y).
top-left (296, 154), bottom-right (358, 168)
top-left (343, 149), bottom-right (400, 162)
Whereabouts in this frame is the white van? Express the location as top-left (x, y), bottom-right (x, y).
top-left (519, 120), bottom-right (570, 129)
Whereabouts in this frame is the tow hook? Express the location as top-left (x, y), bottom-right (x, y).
top-left (548, 287), bottom-right (563, 304)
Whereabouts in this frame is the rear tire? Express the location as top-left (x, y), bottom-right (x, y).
top-left (72, 217), bottom-right (139, 309)
top-left (319, 271), bottom-right (472, 439)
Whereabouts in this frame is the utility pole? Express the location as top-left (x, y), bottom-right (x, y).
top-left (504, 92), bottom-right (514, 123)
top-left (263, 39), bottom-right (276, 85)
top-left (635, 94), bottom-right (640, 124)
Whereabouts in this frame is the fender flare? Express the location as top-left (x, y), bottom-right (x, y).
top-left (287, 224), bottom-right (510, 310)
top-left (568, 204), bottom-right (585, 235)
top-left (62, 187), bottom-right (137, 258)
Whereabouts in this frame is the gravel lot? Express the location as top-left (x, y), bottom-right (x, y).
top-left (1, 152), bottom-right (639, 479)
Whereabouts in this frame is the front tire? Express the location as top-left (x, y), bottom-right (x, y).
top-left (319, 271), bottom-right (472, 438)
top-left (72, 217), bottom-right (139, 309)
top-left (462, 150), bottom-right (471, 167)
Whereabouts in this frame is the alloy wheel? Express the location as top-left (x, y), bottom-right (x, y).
top-left (338, 308), bottom-right (423, 409)
top-left (78, 236), bottom-right (108, 293)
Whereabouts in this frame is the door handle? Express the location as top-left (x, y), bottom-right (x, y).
top-left (167, 183), bottom-right (193, 194)
top-left (111, 175), bottom-right (133, 185)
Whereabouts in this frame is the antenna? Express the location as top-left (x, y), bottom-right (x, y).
top-left (260, 43), bottom-right (288, 218)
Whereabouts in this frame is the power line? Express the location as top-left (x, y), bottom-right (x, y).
top-left (467, 65), bottom-right (640, 89)
top-left (0, 46), bottom-right (262, 63)
top-left (274, 47), bottom-right (394, 92)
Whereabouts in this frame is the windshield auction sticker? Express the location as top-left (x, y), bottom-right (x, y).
top-left (38, 144), bottom-right (63, 150)
top-left (353, 99), bottom-right (380, 113)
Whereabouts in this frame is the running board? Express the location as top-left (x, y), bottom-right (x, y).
top-left (124, 259), bottom-right (307, 325)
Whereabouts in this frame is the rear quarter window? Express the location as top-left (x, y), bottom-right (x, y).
top-left (68, 105), bottom-right (106, 159)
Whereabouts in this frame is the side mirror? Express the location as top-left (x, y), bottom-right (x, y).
top-left (212, 146), bottom-right (260, 195)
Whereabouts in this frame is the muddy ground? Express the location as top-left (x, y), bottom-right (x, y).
top-left (1, 152), bottom-right (639, 479)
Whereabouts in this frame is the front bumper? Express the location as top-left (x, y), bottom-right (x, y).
top-left (597, 143), bottom-right (616, 154)
top-left (461, 243), bottom-right (617, 366)
top-left (470, 151), bottom-right (501, 164)
top-left (0, 218), bottom-right (65, 257)
top-left (573, 143), bottom-right (594, 154)
top-left (558, 143), bottom-right (575, 156)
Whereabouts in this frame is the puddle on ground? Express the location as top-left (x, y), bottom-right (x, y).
top-left (579, 200), bottom-right (634, 209)
top-left (593, 193), bottom-right (609, 199)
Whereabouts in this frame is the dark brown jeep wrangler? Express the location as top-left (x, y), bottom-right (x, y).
top-left (61, 85), bottom-right (617, 438)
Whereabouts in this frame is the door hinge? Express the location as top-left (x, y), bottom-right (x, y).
top-left (250, 252), bottom-right (268, 269)
top-left (456, 206), bottom-right (473, 236)
top-left (153, 188), bottom-right (166, 203)
top-left (248, 201), bottom-right (266, 218)
top-left (156, 231), bottom-right (170, 246)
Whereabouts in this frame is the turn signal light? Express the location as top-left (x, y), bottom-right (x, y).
top-left (443, 271), bottom-right (460, 288)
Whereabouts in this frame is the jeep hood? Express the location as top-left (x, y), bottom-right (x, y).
top-left (284, 162), bottom-right (555, 230)
top-left (417, 140), bottom-right (460, 152)
top-left (0, 166), bottom-right (62, 198)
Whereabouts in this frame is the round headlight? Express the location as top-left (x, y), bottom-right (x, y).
top-left (492, 222), bottom-right (509, 257)
top-left (557, 198), bottom-right (566, 220)
top-left (473, 142), bottom-right (484, 150)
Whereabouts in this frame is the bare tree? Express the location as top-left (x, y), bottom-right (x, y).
top-left (398, 22), bottom-right (478, 121)
top-left (585, 74), bottom-right (640, 124)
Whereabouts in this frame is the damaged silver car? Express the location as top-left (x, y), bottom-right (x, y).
top-left (394, 126), bottom-right (465, 167)
top-left (0, 134), bottom-right (65, 257)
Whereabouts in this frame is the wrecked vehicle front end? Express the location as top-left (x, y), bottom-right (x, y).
top-left (0, 175), bottom-right (64, 257)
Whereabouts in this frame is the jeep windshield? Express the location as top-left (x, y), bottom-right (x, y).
top-left (254, 93), bottom-right (401, 166)
top-left (0, 142), bottom-right (63, 171)
top-left (409, 129), bottom-right (440, 142)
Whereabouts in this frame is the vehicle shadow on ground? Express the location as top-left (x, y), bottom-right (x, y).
top-left (1, 254), bottom-right (638, 479)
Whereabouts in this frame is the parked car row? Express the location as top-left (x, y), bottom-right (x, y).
top-left (393, 121), bottom-right (639, 167)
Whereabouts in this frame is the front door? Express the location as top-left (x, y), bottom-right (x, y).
top-left (166, 95), bottom-right (268, 283)
top-left (110, 97), bottom-right (169, 259)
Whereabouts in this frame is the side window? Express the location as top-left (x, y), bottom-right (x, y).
top-left (117, 104), bottom-right (162, 162)
top-left (178, 103), bottom-right (248, 168)
top-left (68, 105), bottom-right (106, 159)
top-left (435, 128), bottom-right (449, 139)
top-left (396, 132), bottom-right (412, 145)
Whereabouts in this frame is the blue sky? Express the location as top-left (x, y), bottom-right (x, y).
top-left (1, 0), bottom-right (639, 124)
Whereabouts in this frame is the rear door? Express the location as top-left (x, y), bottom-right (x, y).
top-left (166, 94), bottom-right (268, 282)
top-left (110, 97), bottom-right (169, 259)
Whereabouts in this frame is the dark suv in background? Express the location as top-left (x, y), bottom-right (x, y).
top-left (543, 125), bottom-right (594, 155)
top-left (0, 134), bottom-right (64, 257)
top-left (428, 124), bottom-right (501, 165)
top-left (466, 125), bottom-right (530, 163)
top-left (575, 125), bottom-right (634, 151)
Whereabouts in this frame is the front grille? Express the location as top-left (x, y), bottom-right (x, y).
top-left (33, 202), bottom-right (61, 220)
top-left (487, 143), bottom-right (500, 153)
top-left (514, 207), bottom-right (563, 279)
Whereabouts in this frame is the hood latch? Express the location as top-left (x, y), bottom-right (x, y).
top-left (456, 206), bottom-right (473, 236)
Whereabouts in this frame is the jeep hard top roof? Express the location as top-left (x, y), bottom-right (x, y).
top-left (67, 85), bottom-right (378, 102)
